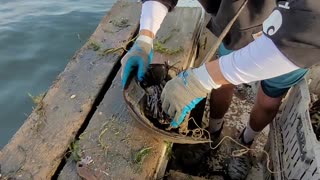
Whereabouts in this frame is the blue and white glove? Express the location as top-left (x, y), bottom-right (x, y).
top-left (121, 35), bottom-right (154, 87)
top-left (161, 65), bottom-right (221, 128)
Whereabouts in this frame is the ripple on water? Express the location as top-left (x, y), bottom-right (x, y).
top-left (0, 0), bottom-right (117, 148)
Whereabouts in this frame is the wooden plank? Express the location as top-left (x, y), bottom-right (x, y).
top-left (58, 74), bottom-right (168, 180)
top-left (152, 7), bottom-right (204, 76)
top-left (0, 2), bottom-right (141, 179)
top-left (58, 7), bottom-right (204, 180)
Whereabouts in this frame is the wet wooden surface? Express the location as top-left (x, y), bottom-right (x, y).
top-left (0, 1), bottom-right (140, 179)
top-left (58, 6), bottom-right (204, 180)
top-left (151, 7), bottom-right (203, 75)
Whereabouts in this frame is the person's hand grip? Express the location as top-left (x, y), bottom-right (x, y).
top-left (121, 35), bottom-right (153, 87)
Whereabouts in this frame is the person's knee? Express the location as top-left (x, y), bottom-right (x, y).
top-left (256, 87), bottom-right (282, 113)
top-left (258, 99), bottom-right (281, 113)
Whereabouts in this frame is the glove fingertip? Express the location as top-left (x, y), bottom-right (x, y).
top-left (121, 60), bottom-right (135, 87)
top-left (168, 111), bottom-right (181, 128)
top-left (171, 110), bottom-right (189, 128)
top-left (137, 75), bottom-right (144, 82)
top-left (170, 120), bottom-right (179, 128)
top-left (137, 68), bottom-right (146, 82)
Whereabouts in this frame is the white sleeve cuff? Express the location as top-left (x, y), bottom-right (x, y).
top-left (219, 34), bottom-right (300, 85)
top-left (140, 1), bottom-right (168, 36)
top-left (193, 64), bottom-right (221, 90)
top-left (137, 35), bottom-right (153, 45)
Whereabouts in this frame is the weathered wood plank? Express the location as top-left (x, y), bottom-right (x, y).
top-left (58, 74), bottom-right (168, 180)
top-left (58, 7), bottom-right (204, 180)
top-left (0, 2), bottom-right (141, 179)
top-left (151, 7), bottom-right (204, 75)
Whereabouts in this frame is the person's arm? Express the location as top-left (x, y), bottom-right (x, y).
top-left (200, 34), bottom-right (300, 88)
top-left (199, 0), bottom-right (320, 88)
top-left (160, 34), bottom-right (301, 127)
top-left (161, 0), bottom-right (319, 127)
top-left (139, 1), bottom-right (175, 38)
top-left (121, 1), bottom-right (175, 86)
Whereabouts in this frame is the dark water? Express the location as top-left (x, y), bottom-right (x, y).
top-left (0, 0), bottom-right (116, 148)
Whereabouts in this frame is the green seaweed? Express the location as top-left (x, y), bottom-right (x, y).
top-left (164, 141), bottom-right (174, 159)
top-left (28, 92), bottom-right (47, 130)
top-left (158, 33), bottom-right (173, 44)
top-left (69, 140), bottom-right (82, 162)
top-left (111, 18), bottom-right (130, 28)
top-left (154, 41), bottom-right (184, 55)
top-left (28, 92), bottom-right (45, 105)
top-left (98, 126), bottom-right (109, 150)
top-left (154, 29), bottom-right (184, 55)
top-left (134, 147), bottom-right (152, 164)
top-left (88, 41), bottom-right (101, 51)
top-left (100, 47), bottom-right (124, 56)
top-left (100, 35), bottom-right (137, 56)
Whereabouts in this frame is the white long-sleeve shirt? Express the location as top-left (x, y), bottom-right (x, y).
top-left (140, 1), bottom-right (301, 89)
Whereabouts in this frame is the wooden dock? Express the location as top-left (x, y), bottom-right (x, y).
top-left (0, 1), bottom-right (204, 179)
top-left (4, 1), bottom-right (319, 179)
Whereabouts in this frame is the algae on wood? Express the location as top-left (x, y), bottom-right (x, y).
top-left (88, 41), bottom-right (101, 51)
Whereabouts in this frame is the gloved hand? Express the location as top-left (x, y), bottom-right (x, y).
top-left (121, 35), bottom-right (154, 87)
top-left (161, 69), bottom-right (212, 128)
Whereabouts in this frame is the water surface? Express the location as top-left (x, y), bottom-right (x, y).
top-left (0, 0), bottom-right (116, 148)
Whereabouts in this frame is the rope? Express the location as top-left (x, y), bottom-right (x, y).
top-left (183, 117), bottom-right (282, 174)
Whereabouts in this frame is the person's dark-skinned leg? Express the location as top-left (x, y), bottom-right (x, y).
top-left (208, 85), bottom-right (235, 134)
top-left (228, 83), bottom-right (284, 180)
top-left (241, 85), bottom-right (283, 144)
top-left (228, 69), bottom-right (308, 180)
top-left (241, 67), bottom-right (308, 144)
